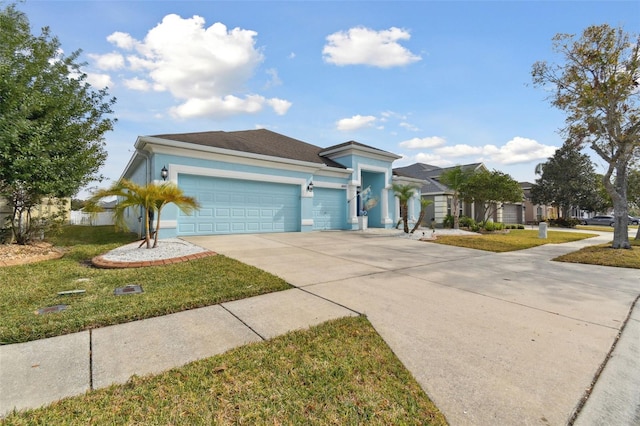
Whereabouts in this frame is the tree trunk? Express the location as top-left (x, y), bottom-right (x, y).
top-left (144, 209), bottom-right (152, 249)
top-left (452, 194), bottom-right (459, 229)
top-left (411, 208), bottom-right (427, 234)
top-left (153, 207), bottom-right (163, 248)
top-left (402, 202), bottom-right (409, 233)
top-left (610, 164), bottom-right (630, 249)
top-left (611, 199), bottom-right (631, 249)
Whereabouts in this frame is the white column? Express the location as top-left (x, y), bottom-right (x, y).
top-left (348, 184), bottom-right (358, 223)
top-left (381, 187), bottom-right (391, 224)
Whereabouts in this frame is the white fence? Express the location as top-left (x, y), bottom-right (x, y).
top-left (69, 211), bottom-right (115, 226)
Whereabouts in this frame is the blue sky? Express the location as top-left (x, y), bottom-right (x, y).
top-left (18, 1), bottom-right (640, 196)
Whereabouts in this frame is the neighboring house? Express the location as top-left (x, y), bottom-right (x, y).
top-left (394, 162), bottom-right (531, 225)
top-left (0, 197), bottom-right (71, 223)
top-left (119, 129), bottom-right (425, 238)
top-left (520, 181), bottom-right (557, 224)
top-left (394, 162), bottom-right (493, 225)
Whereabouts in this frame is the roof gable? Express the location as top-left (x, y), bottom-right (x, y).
top-left (150, 129), bottom-right (345, 169)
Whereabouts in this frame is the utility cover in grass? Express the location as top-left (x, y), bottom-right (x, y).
top-left (114, 284), bottom-right (143, 295)
top-left (36, 305), bottom-right (68, 315)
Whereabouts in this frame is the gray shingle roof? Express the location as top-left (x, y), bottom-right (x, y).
top-left (393, 162), bottom-right (485, 194)
top-left (150, 129), bottom-right (346, 169)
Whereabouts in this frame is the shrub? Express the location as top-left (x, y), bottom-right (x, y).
top-left (548, 217), bottom-right (580, 228)
top-left (517, 224), bottom-right (525, 229)
top-left (459, 216), bottom-right (476, 228)
top-left (443, 214), bottom-right (454, 229)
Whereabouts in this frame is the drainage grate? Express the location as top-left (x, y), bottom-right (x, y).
top-left (58, 289), bottom-right (86, 296)
top-left (37, 305), bottom-right (68, 315)
top-left (114, 284), bottom-right (143, 295)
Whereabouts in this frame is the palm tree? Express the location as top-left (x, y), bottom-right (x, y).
top-left (411, 198), bottom-right (434, 234)
top-left (392, 183), bottom-right (418, 233)
top-left (87, 179), bottom-right (199, 249)
top-left (438, 166), bottom-right (473, 230)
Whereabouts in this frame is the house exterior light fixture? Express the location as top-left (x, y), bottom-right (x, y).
top-left (161, 166), bottom-right (168, 181)
top-left (307, 181), bottom-right (314, 192)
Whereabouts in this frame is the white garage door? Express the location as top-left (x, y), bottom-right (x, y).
top-left (177, 174), bottom-right (300, 235)
top-left (313, 188), bottom-right (347, 230)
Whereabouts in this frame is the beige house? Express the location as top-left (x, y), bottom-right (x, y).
top-left (0, 197), bottom-right (71, 223)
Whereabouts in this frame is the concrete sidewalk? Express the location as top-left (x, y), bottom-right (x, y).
top-left (0, 288), bottom-right (357, 416)
top-left (1, 229), bottom-right (639, 425)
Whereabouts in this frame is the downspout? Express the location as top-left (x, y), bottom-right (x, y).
top-left (134, 149), bottom-right (152, 239)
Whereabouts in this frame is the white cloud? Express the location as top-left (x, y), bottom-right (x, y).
top-left (267, 98), bottom-right (292, 115)
top-left (124, 77), bottom-right (152, 91)
top-left (107, 31), bottom-right (138, 50)
top-left (100, 14), bottom-right (291, 119)
top-left (415, 153), bottom-right (453, 167)
top-left (86, 73), bottom-right (113, 88)
top-left (170, 94), bottom-right (290, 118)
top-left (399, 122), bottom-right (420, 131)
top-left (336, 115), bottom-right (377, 131)
top-left (490, 137), bottom-right (558, 165)
top-left (89, 52), bottom-right (125, 70)
top-left (264, 68), bottom-right (282, 88)
top-left (433, 137), bottom-right (557, 165)
top-left (435, 144), bottom-right (484, 157)
top-left (399, 136), bottom-right (446, 149)
top-left (323, 26), bottom-right (421, 68)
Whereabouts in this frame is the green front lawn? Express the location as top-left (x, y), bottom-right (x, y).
top-left (1, 316), bottom-right (447, 425)
top-left (0, 226), bottom-right (291, 344)
top-left (555, 238), bottom-right (640, 268)
top-left (430, 229), bottom-right (598, 252)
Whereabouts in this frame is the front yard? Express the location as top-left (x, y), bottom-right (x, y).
top-left (0, 226), bottom-right (291, 344)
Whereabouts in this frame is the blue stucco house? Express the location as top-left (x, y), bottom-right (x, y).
top-left (120, 129), bottom-right (425, 238)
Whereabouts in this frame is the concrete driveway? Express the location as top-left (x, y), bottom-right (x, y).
top-left (186, 230), bottom-right (640, 426)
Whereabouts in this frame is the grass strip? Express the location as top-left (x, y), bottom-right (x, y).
top-left (555, 238), bottom-right (640, 268)
top-left (429, 229), bottom-right (598, 252)
top-left (0, 226), bottom-right (291, 344)
top-left (1, 316), bottom-right (448, 425)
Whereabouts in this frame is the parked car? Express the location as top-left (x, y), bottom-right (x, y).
top-left (581, 215), bottom-right (615, 226)
top-left (581, 215), bottom-right (640, 226)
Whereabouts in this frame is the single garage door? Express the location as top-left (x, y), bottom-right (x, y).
top-left (502, 204), bottom-right (519, 224)
top-left (313, 188), bottom-right (346, 230)
top-left (177, 174), bottom-right (300, 235)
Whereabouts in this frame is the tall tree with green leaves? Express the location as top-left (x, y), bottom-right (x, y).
top-left (530, 143), bottom-right (605, 218)
top-left (461, 170), bottom-right (523, 223)
top-left (0, 5), bottom-right (116, 244)
top-left (392, 183), bottom-right (418, 233)
top-left (532, 24), bottom-right (640, 249)
top-left (87, 180), bottom-right (200, 249)
top-left (438, 165), bottom-right (473, 230)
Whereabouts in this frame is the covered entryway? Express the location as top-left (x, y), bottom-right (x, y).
top-left (177, 174), bottom-right (300, 235)
top-left (312, 188), bottom-right (346, 230)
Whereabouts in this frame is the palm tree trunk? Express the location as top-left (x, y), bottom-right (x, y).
top-left (411, 209), bottom-right (426, 234)
top-left (144, 210), bottom-right (152, 249)
top-left (402, 202), bottom-right (409, 233)
top-left (153, 208), bottom-right (162, 248)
